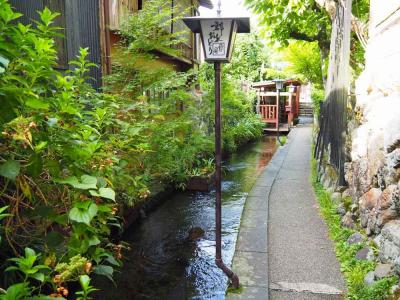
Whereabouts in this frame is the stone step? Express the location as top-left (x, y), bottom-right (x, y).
top-left (299, 110), bottom-right (314, 114)
top-left (299, 111), bottom-right (314, 117)
top-left (299, 103), bottom-right (314, 117)
top-left (299, 103), bottom-right (313, 108)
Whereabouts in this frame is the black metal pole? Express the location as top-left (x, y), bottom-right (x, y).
top-left (214, 62), bottom-right (239, 288)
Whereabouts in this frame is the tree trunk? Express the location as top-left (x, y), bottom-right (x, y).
top-left (315, 0), bottom-right (368, 46)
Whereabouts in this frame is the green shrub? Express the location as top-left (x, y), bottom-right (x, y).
top-left (0, 2), bottom-right (123, 297)
top-left (0, 0), bottom-right (266, 296)
top-left (311, 88), bottom-right (325, 116)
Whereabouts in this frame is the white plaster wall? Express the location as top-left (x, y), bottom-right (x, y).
top-left (300, 83), bottom-right (312, 103)
top-left (352, 3), bottom-right (400, 161)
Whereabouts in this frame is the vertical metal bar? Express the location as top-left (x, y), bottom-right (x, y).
top-left (214, 61), bottom-right (222, 263)
top-left (214, 62), bottom-right (239, 289)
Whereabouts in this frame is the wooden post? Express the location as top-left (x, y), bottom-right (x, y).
top-left (276, 91), bottom-right (279, 131)
top-left (288, 92), bottom-right (293, 127)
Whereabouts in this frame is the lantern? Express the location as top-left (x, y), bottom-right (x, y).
top-left (182, 17), bottom-right (250, 62)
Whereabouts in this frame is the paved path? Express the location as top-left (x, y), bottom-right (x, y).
top-left (227, 126), bottom-right (345, 300)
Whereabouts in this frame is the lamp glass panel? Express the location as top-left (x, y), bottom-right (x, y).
top-left (228, 21), bottom-right (238, 60)
top-left (200, 19), bottom-right (233, 60)
top-left (274, 80), bottom-right (285, 90)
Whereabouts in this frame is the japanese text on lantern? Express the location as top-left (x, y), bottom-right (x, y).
top-left (208, 21), bottom-right (225, 56)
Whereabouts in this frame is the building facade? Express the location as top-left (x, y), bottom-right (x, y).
top-left (9, 0), bottom-right (213, 89)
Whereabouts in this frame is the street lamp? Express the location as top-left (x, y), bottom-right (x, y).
top-left (183, 1), bottom-right (250, 289)
top-left (274, 79), bottom-right (285, 91)
top-left (273, 79), bottom-right (285, 145)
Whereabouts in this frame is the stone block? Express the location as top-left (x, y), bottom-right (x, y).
top-left (341, 188), bottom-right (351, 199)
top-left (356, 247), bottom-right (370, 260)
top-left (341, 212), bottom-right (356, 229)
top-left (360, 188), bottom-right (382, 211)
top-left (337, 203), bottom-right (346, 216)
top-left (331, 192), bottom-right (342, 204)
top-left (377, 150), bottom-right (400, 187)
top-left (377, 220), bottom-right (400, 263)
top-left (379, 185), bottom-right (399, 210)
top-left (374, 263), bottom-right (395, 279)
top-left (347, 232), bottom-right (363, 245)
top-left (364, 271), bottom-right (375, 286)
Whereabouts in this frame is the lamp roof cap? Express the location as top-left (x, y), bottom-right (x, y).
top-left (182, 16), bottom-right (250, 33)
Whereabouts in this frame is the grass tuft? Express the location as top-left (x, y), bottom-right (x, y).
top-left (226, 284), bottom-right (244, 294)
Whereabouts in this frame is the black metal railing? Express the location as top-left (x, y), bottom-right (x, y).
top-left (314, 0), bottom-right (352, 186)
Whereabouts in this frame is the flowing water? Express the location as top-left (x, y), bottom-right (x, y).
top-left (99, 136), bottom-right (277, 300)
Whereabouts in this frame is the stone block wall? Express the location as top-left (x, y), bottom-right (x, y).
top-left (343, 1), bottom-right (400, 268)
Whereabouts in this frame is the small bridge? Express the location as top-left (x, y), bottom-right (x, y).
top-left (252, 80), bottom-right (306, 132)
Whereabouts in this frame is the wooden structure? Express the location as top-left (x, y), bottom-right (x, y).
top-left (252, 80), bottom-right (302, 132)
top-left (9, 0), bottom-right (213, 89)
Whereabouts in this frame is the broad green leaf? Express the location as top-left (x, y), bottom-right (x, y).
top-left (87, 235), bottom-right (100, 246)
top-left (27, 153), bottom-right (43, 177)
top-left (105, 255), bottom-right (120, 266)
top-left (46, 160), bottom-right (60, 176)
top-left (0, 205), bottom-right (12, 220)
top-left (25, 98), bottom-right (49, 110)
top-left (79, 274), bottom-right (91, 289)
top-left (0, 160), bottom-right (20, 181)
top-left (53, 214), bottom-right (68, 225)
top-left (93, 265), bottom-right (114, 282)
top-left (0, 282), bottom-right (30, 300)
top-left (0, 55), bottom-right (9, 74)
top-left (25, 247), bottom-right (36, 259)
top-left (34, 141), bottom-right (48, 152)
top-left (59, 175), bottom-right (97, 190)
top-left (33, 205), bottom-right (55, 219)
top-left (44, 231), bottom-right (64, 248)
top-left (89, 188), bottom-right (115, 201)
top-left (5, 266), bottom-right (19, 272)
top-left (69, 202), bottom-right (98, 225)
top-left (0, 55), bottom-right (9, 67)
top-left (31, 272), bottom-right (45, 282)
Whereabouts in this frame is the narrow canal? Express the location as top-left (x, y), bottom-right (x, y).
top-left (100, 136), bottom-right (277, 300)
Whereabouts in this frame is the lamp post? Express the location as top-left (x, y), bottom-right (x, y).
top-left (183, 2), bottom-right (249, 289)
top-left (273, 79), bottom-right (285, 145)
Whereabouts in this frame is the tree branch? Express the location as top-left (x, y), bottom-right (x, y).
top-left (288, 31), bottom-right (318, 43)
top-left (315, 0), bottom-right (368, 48)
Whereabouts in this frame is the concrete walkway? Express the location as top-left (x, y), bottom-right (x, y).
top-left (227, 126), bottom-right (345, 300)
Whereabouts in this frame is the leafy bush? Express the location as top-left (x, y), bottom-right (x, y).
top-left (311, 88), bottom-right (325, 116)
top-left (198, 63), bottom-right (264, 153)
top-left (282, 41), bottom-right (324, 87)
top-left (0, 0), bottom-right (265, 296)
top-left (0, 2), bottom-right (122, 297)
top-left (262, 67), bottom-right (292, 81)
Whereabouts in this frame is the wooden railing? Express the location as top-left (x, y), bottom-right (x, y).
top-left (259, 105), bottom-right (278, 123)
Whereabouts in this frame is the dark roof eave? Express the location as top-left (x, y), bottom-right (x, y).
top-left (199, 0), bottom-right (213, 9)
